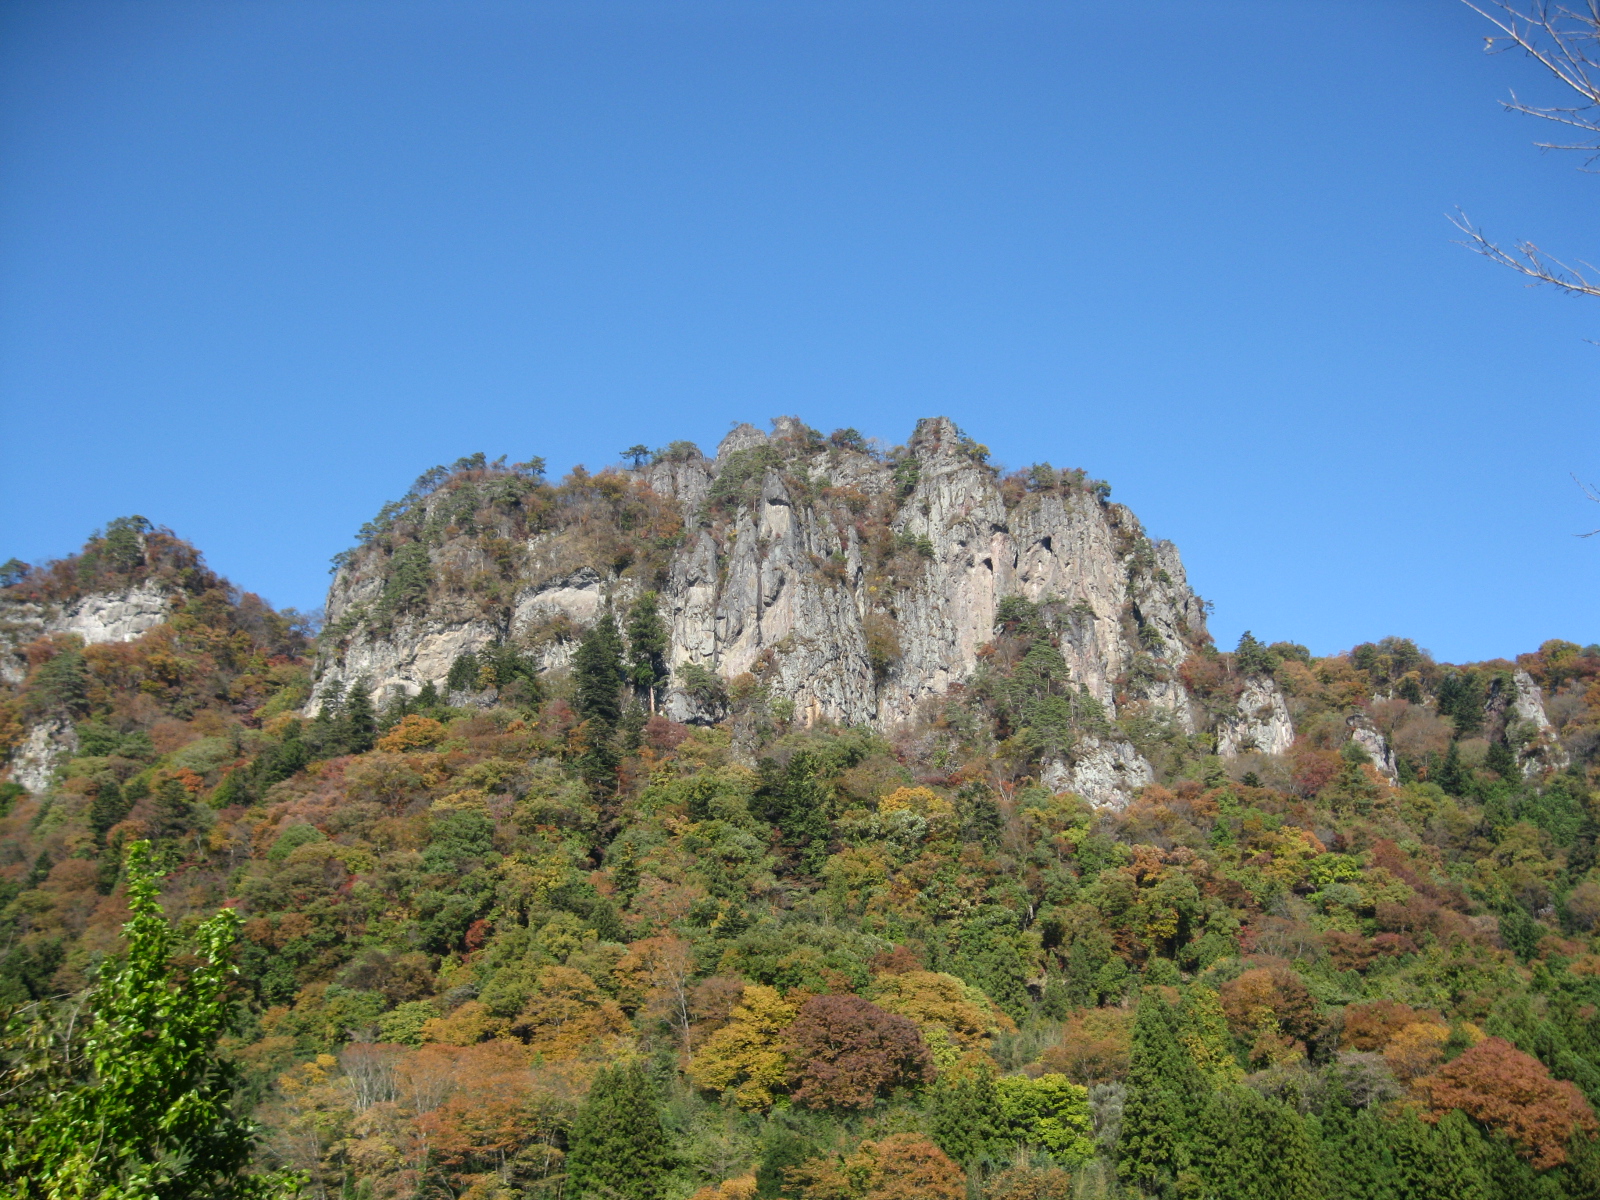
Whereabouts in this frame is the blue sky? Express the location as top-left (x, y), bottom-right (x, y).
top-left (2, 0), bottom-right (1596, 664)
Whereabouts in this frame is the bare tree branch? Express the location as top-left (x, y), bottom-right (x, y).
top-left (1459, 3), bottom-right (1600, 291)
top-left (1450, 209), bottom-right (1600, 296)
top-left (1575, 473), bottom-right (1600, 536)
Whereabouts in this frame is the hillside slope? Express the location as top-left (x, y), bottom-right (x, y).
top-left (2, 418), bottom-right (1600, 1200)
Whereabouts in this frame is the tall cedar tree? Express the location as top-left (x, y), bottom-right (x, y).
top-left (1190, 1085), bottom-right (1321, 1200)
top-left (565, 1061), bottom-right (673, 1200)
top-left (928, 1054), bottom-right (1006, 1166)
top-left (342, 676), bottom-right (377, 755)
top-left (626, 591), bottom-right (670, 711)
top-left (0, 841), bottom-right (300, 1198)
top-left (1389, 1108), bottom-right (1489, 1200)
top-left (1319, 1078), bottom-right (1399, 1200)
top-left (573, 612), bottom-right (627, 729)
top-left (1117, 992), bottom-right (1199, 1197)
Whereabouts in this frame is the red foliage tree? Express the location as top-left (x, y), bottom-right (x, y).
top-left (1420, 1036), bottom-right (1599, 1168)
top-left (783, 995), bottom-right (933, 1110)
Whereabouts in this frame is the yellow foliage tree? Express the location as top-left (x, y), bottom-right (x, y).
top-left (421, 1001), bottom-right (509, 1046)
top-left (510, 966), bottom-right (629, 1060)
top-left (867, 970), bottom-right (1013, 1067)
top-left (687, 984), bottom-right (797, 1108)
top-left (879, 787), bottom-right (956, 828)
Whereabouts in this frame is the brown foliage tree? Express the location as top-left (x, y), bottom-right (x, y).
top-left (1217, 965), bottom-right (1320, 1045)
top-left (791, 1134), bottom-right (963, 1200)
top-left (1340, 1000), bottom-right (1443, 1052)
top-left (1036, 1008), bottom-right (1134, 1085)
top-left (784, 995), bottom-right (933, 1110)
top-left (1420, 1036), bottom-right (1599, 1169)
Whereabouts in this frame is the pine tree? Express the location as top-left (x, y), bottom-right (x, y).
top-left (1040, 974), bottom-right (1072, 1020)
top-left (574, 613), bottom-right (627, 729)
top-left (626, 591), bottom-right (670, 712)
top-left (1437, 740), bottom-right (1467, 796)
top-left (1117, 993), bottom-right (1197, 1196)
top-left (928, 1055), bottom-right (1007, 1167)
top-left (342, 677), bottom-right (377, 755)
top-left (566, 1061), bottom-right (674, 1200)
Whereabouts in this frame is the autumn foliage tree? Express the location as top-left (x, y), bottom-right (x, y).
top-left (790, 1134), bottom-right (964, 1200)
top-left (1420, 1036), bottom-right (1599, 1169)
top-left (784, 995), bottom-right (933, 1110)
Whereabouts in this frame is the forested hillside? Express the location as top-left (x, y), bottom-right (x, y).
top-left (4, 423), bottom-right (1600, 1200)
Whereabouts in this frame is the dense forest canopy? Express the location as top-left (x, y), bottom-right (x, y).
top-left (3, 440), bottom-right (1600, 1200)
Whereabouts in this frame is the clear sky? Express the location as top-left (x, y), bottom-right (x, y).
top-left (2, 0), bottom-right (1596, 664)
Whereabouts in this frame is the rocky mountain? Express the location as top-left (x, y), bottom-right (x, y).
top-left (311, 416), bottom-right (1211, 806)
top-left (5, 419), bottom-right (1600, 1200)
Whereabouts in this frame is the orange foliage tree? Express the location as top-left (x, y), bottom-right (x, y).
top-left (1420, 1036), bottom-right (1599, 1168)
top-left (792, 1134), bottom-right (964, 1200)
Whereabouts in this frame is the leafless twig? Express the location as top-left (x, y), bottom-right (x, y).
top-left (1575, 473), bottom-right (1600, 535)
top-left (1450, 209), bottom-right (1600, 296)
top-left (1458, 3), bottom-right (1600, 293)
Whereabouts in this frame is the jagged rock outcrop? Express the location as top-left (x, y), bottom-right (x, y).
top-left (1216, 676), bottom-right (1294, 759)
top-left (10, 718), bottom-right (79, 794)
top-left (0, 581), bottom-right (171, 685)
top-left (1346, 712), bottom-right (1398, 784)
top-left (1041, 738), bottom-right (1156, 809)
top-left (311, 416), bottom-right (1215, 807)
top-left (1501, 669), bottom-right (1570, 776)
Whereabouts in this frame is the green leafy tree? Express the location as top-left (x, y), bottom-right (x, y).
top-left (995, 1073), bottom-right (1095, 1163)
top-left (0, 840), bottom-right (301, 1199)
top-left (566, 1061), bottom-right (674, 1200)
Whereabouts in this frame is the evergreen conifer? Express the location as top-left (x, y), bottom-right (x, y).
top-left (1117, 993), bottom-right (1197, 1196)
top-left (566, 1061), bottom-right (673, 1200)
top-left (342, 677), bottom-right (377, 754)
top-left (928, 1055), bottom-right (1007, 1167)
top-left (1319, 1080), bottom-right (1398, 1200)
top-left (1189, 1085), bottom-right (1321, 1200)
top-left (574, 613), bottom-right (627, 729)
top-left (626, 591), bottom-right (670, 711)
top-left (1390, 1108), bottom-right (1489, 1200)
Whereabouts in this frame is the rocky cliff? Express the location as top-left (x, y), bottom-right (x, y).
top-left (311, 417), bottom-right (1213, 805)
top-left (0, 582), bottom-right (172, 687)
top-left (0, 585), bottom-right (177, 792)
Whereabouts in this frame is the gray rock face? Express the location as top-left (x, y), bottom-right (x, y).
top-left (1216, 676), bottom-right (1295, 759)
top-left (311, 416), bottom-right (1215, 806)
top-left (1507, 669), bottom-right (1570, 776)
top-left (12, 718), bottom-right (79, 793)
top-left (1346, 713), bottom-right (1398, 784)
top-left (1042, 739), bottom-right (1156, 809)
top-left (0, 582), bottom-right (173, 684)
